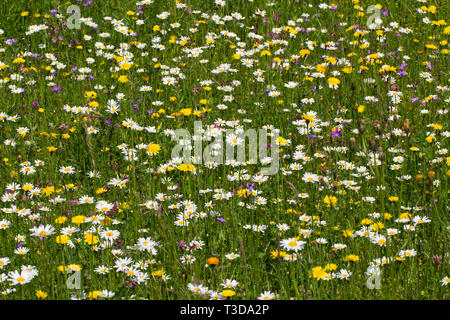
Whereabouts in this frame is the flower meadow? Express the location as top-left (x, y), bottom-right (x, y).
top-left (0, 0), bottom-right (448, 300)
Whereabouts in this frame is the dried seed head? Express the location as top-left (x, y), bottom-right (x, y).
top-left (432, 255), bottom-right (442, 267)
top-left (374, 120), bottom-right (383, 134)
top-left (359, 119), bottom-right (366, 134)
top-left (377, 147), bottom-right (384, 161)
top-left (349, 137), bottom-right (356, 151)
top-left (403, 119), bottom-right (410, 132)
top-left (368, 138), bottom-right (378, 151)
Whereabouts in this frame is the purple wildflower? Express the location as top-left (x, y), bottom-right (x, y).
top-left (246, 183), bottom-right (255, 191)
top-left (330, 127), bottom-right (342, 139)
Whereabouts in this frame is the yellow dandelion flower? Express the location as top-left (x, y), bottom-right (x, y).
top-left (88, 291), bottom-right (102, 299)
top-left (56, 235), bottom-right (70, 244)
top-left (324, 264), bottom-right (338, 271)
top-left (344, 254), bottom-right (360, 262)
top-left (41, 186), bottom-right (55, 197)
top-left (221, 290), bottom-right (236, 297)
top-left (84, 232), bottom-right (98, 245)
top-left (72, 215), bottom-right (87, 225)
top-left (147, 143), bottom-right (161, 155)
top-left (311, 266), bottom-right (329, 280)
top-left (118, 75), bottom-right (129, 83)
top-left (324, 196), bottom-right (338, 208)
top-left (178, 164), bottom-right (196, 172)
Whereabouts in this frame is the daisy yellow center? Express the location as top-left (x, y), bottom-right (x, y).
top-left (288, 241), bottom-right (297, 247)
